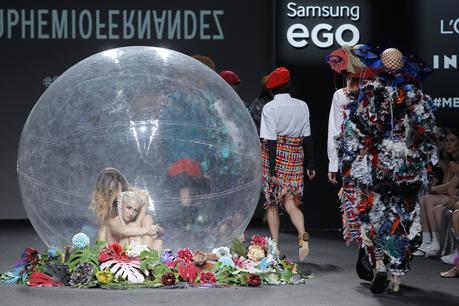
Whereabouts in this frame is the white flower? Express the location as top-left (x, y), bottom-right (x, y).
top-left (266, 238), bottom-right (278, 257)
top-left (212, 246), bottom-right (231, 258)
top-left (127, 242), bottom-right (150, 257)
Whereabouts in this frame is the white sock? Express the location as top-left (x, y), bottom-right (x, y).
top-left (422, 232), bottom-right (432, 244)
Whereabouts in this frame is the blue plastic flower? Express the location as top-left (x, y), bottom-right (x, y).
top-left (218, 256), bottom-right (235, 268)
top-left (47, 247), bottom-right (58, 258)
top-left (259, 255), bottom-right (275, 270)
top-left (72, 233), bottom-right (90, 249)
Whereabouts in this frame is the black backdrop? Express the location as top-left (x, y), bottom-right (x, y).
top-left (1, 0), bottom-right (458, 231)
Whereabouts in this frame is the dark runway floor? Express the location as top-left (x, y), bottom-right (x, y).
top-left (0, 220), bottom-right (458, 306)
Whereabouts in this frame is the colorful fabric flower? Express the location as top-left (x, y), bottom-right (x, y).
top-left (247, 245), bottom-right (265, 261)
top-left (247, 273), bottom-right (261, 287)
top-left (160, 249), bottom-right (174, 265)
top-left (70, 262), bottom-right (95, 286)
top-left (200, 272), bottom-right (217, 284)
top-left (266, 238), bottom-right (278, 257)
top-left (127, 243), bottom-right (149, 257)
top-left (96, 270), bottom-right (113, 284)
top-left (259, 255), bottom-right (275, 270)
top-left (72, 233), bottom-right (90, 249)
top-left (98, 242), bottom-right (126, 262)
top-left (47, 247), bottom-right (59, 259)
top-left (251, 235), bottom-right (267, 248)
top-left (177, 261), bottom-right (199, 283)
top-left (177, 248), bottom-right (193, 262)
top-left (192, 250), bottom-right (207, 266)
top-left (161, 272), bottom-right (176, 286)
top-left (232, 255), bottom-right (244, 268)
top-left (212, 247), bottom-right (231, 259)
top-left (218, 256), bottom-right (235, 268)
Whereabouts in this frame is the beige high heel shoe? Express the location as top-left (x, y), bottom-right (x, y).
top-left (440, 266), bottom-right (459, 278)
top-left (298, 232), bottom-right (310, 261)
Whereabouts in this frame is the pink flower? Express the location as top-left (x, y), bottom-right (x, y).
top-left (177, 248), bottom-right (194, 262)
top-left (232, 255), bottom-right (244, 268)
top-left (200, 272), bottom-right (217, 284)
top-left (251, 235), bottom-right (267, 248)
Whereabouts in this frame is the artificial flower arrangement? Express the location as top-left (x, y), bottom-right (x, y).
top-left (0, 233), bottom-right (307, 289)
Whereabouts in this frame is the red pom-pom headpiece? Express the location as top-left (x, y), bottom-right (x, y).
top-left (167, 159), bottom-right (202, 177)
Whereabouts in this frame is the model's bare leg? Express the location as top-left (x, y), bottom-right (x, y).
top-left (151, 239), bottom-right (163, 251)
top-left (266, 205), bottom-right (280, 253)
top-left (414, 196), bottom-right (432, 256)
top-left (283, 193), bottom-right (305, 234)
top-left (453, 209), bottom-right (459, 235)
top-left (425, 195), bottom-right (448, 256)
top-left (420, 195), bottom-right (429, 231)
top-left (284, 193), bottom-right (309, 261)
top-left (433, 205), bottom-right (445, 235)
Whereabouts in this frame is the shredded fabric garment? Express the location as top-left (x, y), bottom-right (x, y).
top-left (337, 79), bottom-right (437, 276)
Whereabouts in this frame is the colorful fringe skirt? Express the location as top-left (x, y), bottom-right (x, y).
top-left (262, 135), bottom-right (304, 208)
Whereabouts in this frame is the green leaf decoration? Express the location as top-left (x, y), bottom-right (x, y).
top-left (230, 238), bottom-right (247, 257)
top-left (279, 269), bottom-right (293, 283)
top-left (66, 245), bottom-right (101, 272)
top-left (139, 249), bottom-right (161, 271)
top-left (152, 264), bottom-right (173, 281)
top-left (260, 272), bottom-right (281, 285)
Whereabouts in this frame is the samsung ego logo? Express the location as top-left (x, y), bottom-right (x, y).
top-left (286, 2), bottom-right (360, 48)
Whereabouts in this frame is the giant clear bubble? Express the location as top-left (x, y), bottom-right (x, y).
top-left (17, 46), bottom-right (261, 251)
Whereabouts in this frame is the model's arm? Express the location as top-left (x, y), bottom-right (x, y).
top-left (108, 218), bottom-right (155, 238)
top-left (327, 90), bottom-right (345, 173)
top-left (260, 105), bottom-right (278, 177)
top-left (431, 180), bottom-right (453, 194)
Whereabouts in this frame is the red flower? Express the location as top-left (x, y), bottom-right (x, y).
top-left (27, 272), bottom-right (64, 287)
top-left (178, 261), bottom-right (200, 283)
top-left (161, 272), bottom-right (176, 286)
top-left (247, 273), bottom-right (261, 287)
top-left (177, 248), bottom-right (194, 262)
top-left (200, 272), bottom-right (217, 284)
top-left (99, 242), bottom-right (129, 262)
top-left (251, 235), bottom-right (266, 248)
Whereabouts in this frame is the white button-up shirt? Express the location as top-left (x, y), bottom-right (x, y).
top-left (260, 93), bottom-right (311, 140)
top-left (327, 88), bottom-right (349, 172)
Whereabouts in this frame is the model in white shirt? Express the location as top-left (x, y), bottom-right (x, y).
top-left (260, 93), bottom-right (311, 140)
top-left (260, 91), bottom-right (316, 261)
top-left (327, 78), bottom-right (359, 184)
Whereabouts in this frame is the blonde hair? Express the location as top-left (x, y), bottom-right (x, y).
top-left (117, 188), bottom-right (148, 226)
top-left (90, 168), bottom-right (129, 223)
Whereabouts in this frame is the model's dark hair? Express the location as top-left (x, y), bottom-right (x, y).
top-left (447, 129), bottom-right (459, 140)
top-left (271, 80), bottom-right (294, 96)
